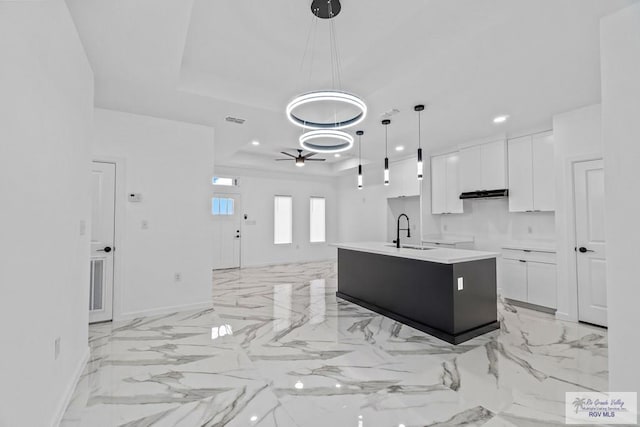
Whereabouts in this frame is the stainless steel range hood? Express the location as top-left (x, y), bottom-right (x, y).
top-left (459, 189), bottom-right (509, 200)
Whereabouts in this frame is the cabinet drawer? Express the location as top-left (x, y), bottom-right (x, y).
top-left (423, 241), bottom-right (456, 248)
top-left (502, 248), bottom-right (556, 264)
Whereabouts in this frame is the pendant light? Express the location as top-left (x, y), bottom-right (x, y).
top-left (356, 130), bottom-right (364, 189)
top-left (382, 119), bottom-right (391, 186)
top-left (415, 105), bottom-right (425, 180)
top-left (286, 0), bottom-right (367, 153)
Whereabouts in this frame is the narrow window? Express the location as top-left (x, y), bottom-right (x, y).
top-left (212, 197), bottom-right (234, 216)
top-left (309, 197), bottom-right (326, 243)
top-left (212, 176), bottom-right (235, 186)
top-left (274, 196), bottom-right (293, 244)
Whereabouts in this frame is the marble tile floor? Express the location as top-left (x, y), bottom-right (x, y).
top-left (62, 261), bottom-right (609, 426)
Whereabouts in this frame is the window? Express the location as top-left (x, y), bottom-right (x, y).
top-left (212, 197), bottom-right (234, 216)
top-left (212, 176), bottom-right (235, 186)
top-left (274, 196), bottom-right (293, 244)
top-left (309, 197), bottom-right (326, 243)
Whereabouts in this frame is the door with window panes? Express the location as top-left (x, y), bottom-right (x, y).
top-left (212, 193), bottom-right (241, 269)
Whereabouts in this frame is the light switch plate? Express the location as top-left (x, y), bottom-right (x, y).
top-left (457, 277), bottom-right (464, 291)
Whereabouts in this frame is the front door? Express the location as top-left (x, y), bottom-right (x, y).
top-left (212, 193), bottom-right (241, 269)
top-left (574, 159), bottom-right (607, 327)
top-left (89, 162), bottom-right (116, 323)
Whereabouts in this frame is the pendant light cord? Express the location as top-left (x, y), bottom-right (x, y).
top-left (418, 110), bottom-right (422, 149)
top-left (385, 125), bottom-right (388, 156)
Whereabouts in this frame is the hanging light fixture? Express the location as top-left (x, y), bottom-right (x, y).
top-left (356, 130), bottom-right (364, 189)
top-left (382, 119), bottom-right (391, 186)
top-left (415, 104), bottom-right (425, 180)
top-left (286, 0), bottom-right (367, 153)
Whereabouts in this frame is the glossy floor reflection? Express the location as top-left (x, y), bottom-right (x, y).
top-left (62, 261), bottom-right (608, 426)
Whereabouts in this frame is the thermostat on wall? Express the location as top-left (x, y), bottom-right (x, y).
top-left (128, 193), bottom-right (142, 202)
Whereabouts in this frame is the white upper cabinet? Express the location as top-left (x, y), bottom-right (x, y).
top-left (431, 155), bottom-right (447, 214)
top-left (459, 145), bottom-right (482, 193)
top-left (507, 136), bottom-right (534, 211)
top-left (431, 152), bottom-right (463, 214)
top-left (387, 158), bottom-right (420, 199)
top-left (531, 133), bottom-right (555, 211)
top-left (459, 140), bottom-right (508, 192)
top-left (508, 132), bottom-right (555, 212)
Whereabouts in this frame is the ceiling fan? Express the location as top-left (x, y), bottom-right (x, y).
top-left (275, 149), bottom-right (326, 167)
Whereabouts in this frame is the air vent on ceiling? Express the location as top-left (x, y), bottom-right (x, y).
top-left (381, 108), bottom-right (400, 118)
top-left (225, 116), bottom-right (246, 124)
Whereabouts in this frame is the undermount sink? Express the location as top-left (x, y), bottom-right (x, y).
top-left (386, 244), bottom-right (434, 251)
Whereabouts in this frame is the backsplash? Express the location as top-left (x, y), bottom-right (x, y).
top-left (435, 198), bottom-right (555, 252)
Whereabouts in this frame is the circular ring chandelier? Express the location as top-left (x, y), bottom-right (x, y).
top-left (286, 91), bottom-right (367, 130)
top-left (299, 129), bottom-right (354, 154)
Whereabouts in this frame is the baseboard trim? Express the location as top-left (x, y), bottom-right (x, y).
top-left (555, 311), bottom-right (577, 322)
top-left (52, 346), bottom-right (89, 427)
top-left (238, 257), bottom-right (337, 269)
top-left (116, 300), bottom-right (213, 321)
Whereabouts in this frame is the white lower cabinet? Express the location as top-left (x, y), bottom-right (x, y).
top-left (502, 258), bottom-right (528, 301)
top-left (526, 261), bottom-right (557, 308)
top-left (501, 247), bottom-right (557, 310)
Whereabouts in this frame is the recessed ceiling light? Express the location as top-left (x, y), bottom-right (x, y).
top-left (251, 140), bottom-right (260, 146)
top-left (250, 415), bottom-right (258, 422)
top-left (493, 115), bottom-right (509, 124)
top-left (395, 145), bottom-right (404, 151)
top-left (294, 380), bottom-right (304, 389)
top-left (334, 153), bottom-right (341, 158)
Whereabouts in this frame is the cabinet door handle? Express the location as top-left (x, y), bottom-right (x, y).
top-left (519, 260), bottom-right (527, 263)
top-left (523, 249), bottom-right (531, 252)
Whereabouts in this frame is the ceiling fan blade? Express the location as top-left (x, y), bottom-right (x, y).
top-left (303, 152), bottom-right (317, 159)
top-left (275, 159), bottom-right (292, 161)
top-left (306, 158), bottom-right (326, 161)
top-left (280, 151), bottom-right (296, 158)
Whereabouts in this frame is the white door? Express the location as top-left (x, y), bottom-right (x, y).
top-left (574, 159), bottom-right (607, 327)
top-left (212, 193), bottom-right (241, 269)
top-left (89, 162), bottom-right (116, 323)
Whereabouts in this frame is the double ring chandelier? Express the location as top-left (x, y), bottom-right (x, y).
top-left (285, 0), bottom-right (367, 154)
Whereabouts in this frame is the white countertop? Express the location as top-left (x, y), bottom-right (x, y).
top-left (332, 242), bottom-right (498, 264)
top-left (501, 240), bottom-right (556, 253)
top-left (422, 235), bottom-right (474, 244)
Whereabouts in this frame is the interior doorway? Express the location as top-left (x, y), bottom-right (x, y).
top-left (212, 193), bottom-right (242, 269)
top-left (89, 161), bottom-right (116, 323)
top-left (573, 159), bottom-right (607, 327)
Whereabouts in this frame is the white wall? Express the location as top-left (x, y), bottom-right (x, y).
top-left (93, 109), bottom-right (216, 319)
top-left (213, 166), bottom-right (338, 267)
top-left (387, 196), bottom-right (421, 245)
top-left (337, 157), bottom-right (438, 243)
top-left (601, 3), bottom-right (640, 398)
top-left (552, 104), bottom-right (602, 321)
top-left (0, 1), bottom-right (94, 425)
top-left (337, 166), bottom-right (388, 243)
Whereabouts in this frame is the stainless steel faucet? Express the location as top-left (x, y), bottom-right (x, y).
top-left (395, 213), bottom-right (411, 248)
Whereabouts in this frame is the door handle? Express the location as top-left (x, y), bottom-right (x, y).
top-left (97, 246), bottom-right (112, 253)
top-left (577, 246), bottom-right (594, 253)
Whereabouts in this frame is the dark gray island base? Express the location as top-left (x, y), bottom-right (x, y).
top-left (336, 248), bottom-right (500, 344)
